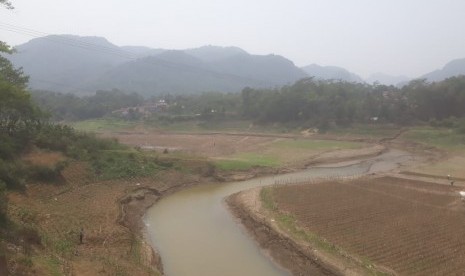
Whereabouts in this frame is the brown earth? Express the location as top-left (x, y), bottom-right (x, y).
top-left (239, 176), bottom-right (465, 276)
top-left (227, 188), bottom-right (366, 276)
top-left (5, 159), bottom-right (214, 275)
top-left (4, 127), bottom-right (442, 275)
top-left (101, 131), bottom-right (282, 157)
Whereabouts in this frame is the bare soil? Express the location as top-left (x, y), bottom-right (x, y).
top-left (227, 188), bottom-right (365, 276)
top-left (4, 127), bottom-right (444, 275)
top-left (102, 131), bottom-right (281, 157)
top-left (6, 160), bottom-right (214, 275)
top-left (250, 176), bottom-right (465, 275)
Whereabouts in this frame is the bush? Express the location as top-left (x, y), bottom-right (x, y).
top-left (455, 119), bottom-right (465, 134)
top-left (0, 181), bottom-right (7, 227)
top-left (28, 165), bottom-right (60, 182)
top-left (0, 160), bottom-right (26, 190)
top-left (90, 151), bottom-right (160, 179)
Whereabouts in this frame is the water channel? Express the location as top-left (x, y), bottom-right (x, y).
top-left (145, 149), bottom-right (412, 276)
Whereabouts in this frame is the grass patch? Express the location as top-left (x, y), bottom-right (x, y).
top-left (260, 187), bottom-right (277, 210)
top-left (155, 120), bottom-right (253, 133)
top-left (31, 255), bottom-right (63, 276)
top-left (402, 127), bottom-right (465, 150)
top-left (273, 139), bottom-right (362, 150)
top-left (410, 156), bottom-right (465, 179)
top-left (90, 150), bottom-right (164, 179)
top-left (328, 124), bottom-right (401, 138)
top-left (214, 153), bottom-right (280, 171)
top-left (70, 118), bottom-right (138, 132)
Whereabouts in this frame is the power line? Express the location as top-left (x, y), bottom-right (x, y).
top-left (0, 21), bottom-right (136, 59)
top-left (0, 21), bottom-right (252, 94)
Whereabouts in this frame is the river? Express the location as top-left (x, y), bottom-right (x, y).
top-left (145, 149), bottom-right (412, 276)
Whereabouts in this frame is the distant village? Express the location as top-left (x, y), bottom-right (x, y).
top-left (112, 99), bottom-right (169, 118)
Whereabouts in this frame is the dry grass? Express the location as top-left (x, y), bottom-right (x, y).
top-left (22, 150), bottom-right (65, 167)
top-left (7, 158), bottom-right (202, 275)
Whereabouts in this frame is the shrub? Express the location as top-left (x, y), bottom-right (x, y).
top-left (0, 160), bottom-right (26, 190)
top-left (28, 165), bottom-right (61, 182)
top-left (455, 119), bottom-right (465, 134)
top-left (0, 181), bottom-right (7, 227)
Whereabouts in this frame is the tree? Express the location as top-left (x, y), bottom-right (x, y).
top-left (0, 0), bottom-right (13, 9)
top-left (0, 43), bottom-right (41, 136)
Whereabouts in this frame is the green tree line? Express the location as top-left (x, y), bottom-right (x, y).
top-left (31, 89), bottom-right (144, 121)
top-left (30, 76), bottom-right (465, 130)
top-left (240, 76), bottom-right (465, 128)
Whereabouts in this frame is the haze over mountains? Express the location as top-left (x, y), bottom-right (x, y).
top-left (301, 64), bottom-right (363, 83)
top-left (8, 35), bottom-right (307, 96)
top-left (6, 35), bottom-right (465, 96)
top-left (420, 58), bottom-right (465, 82)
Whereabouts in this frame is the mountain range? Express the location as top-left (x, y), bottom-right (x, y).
top-left (8, 35), bottom-right (307, 96)
top-left (301, 64), bottom-right (363, 83)
top-left (6, 35), bottom-right (465, 95)
top-left (420, 58), bottom-right (465, 82)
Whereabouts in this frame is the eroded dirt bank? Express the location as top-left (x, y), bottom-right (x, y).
top-left (226, 188), bottom-right (365, 276)
top-left (135, 146), bottom-right (390, 274)
top-left (118, 172), bottom-right (219, 274)
top-left (223, 146), bottom-right (427, 276)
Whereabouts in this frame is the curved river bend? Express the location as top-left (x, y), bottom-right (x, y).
top-left (145, 150), bottom-right (411, 276)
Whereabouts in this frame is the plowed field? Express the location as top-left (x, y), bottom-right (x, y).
top-left (271, 176), bottom-right (465, 275)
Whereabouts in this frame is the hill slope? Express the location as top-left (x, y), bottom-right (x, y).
top-left (8, 35), bottom-right (130, 94)
top-left (301, 64), bottom-right (363, 83)
top-left (421, 58), bottom-right (465, 82)
top-left (8, 35), bottom-right (307, 95)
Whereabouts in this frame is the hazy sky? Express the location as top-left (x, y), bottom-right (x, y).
top-left (1, 0), bottom-right (465, 78)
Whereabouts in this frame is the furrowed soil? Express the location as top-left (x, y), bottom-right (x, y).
top-left (244, 176), bottom-right (465, 275)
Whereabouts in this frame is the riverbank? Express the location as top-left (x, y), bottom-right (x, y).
top-left (234, 173), bottom-right (465, 275)
top-left (226, 188), bottom-right (364, 276)
top-left (4, 126), bottom-right (431, 275)
top-left (5, 161), bottom-right (217, 275)
top-left (140, 144), bottom-right (396, 274)
top-left (225, 148), bottom-right (465, 276)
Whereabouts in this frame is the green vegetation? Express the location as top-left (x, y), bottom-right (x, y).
top-left (403, 127), bottom-right (465, 150)
top-left (241, 77), bottom-right (465, 127)
top-left (91, 150), bottom-right (165, 179)
top-left (260, 186), bottom-right (278, 211)
top-left (70, 118), bottom-right (138, 132)
top-left (214, 139), bottom-right (364, 171)
top-left (215, 153), bottom-right (280, 171)
top-left (30, 76), bottom-right (465, 136)
top-left (0, 34), bottom-right (175, 275)
top-left (274, 139), bottom-right (362, 150)
top-left (31, 89), bottom-right (143, 121)
top-left (327, 124), bottom-right (401, 139)
top-left (0, 181), bottom-right (7, 227)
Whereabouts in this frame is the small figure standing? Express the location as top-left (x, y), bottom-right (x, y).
top-left (79, 228), bottom-right (84, 244)
top-left (451, 181), bottom-right (455, 186)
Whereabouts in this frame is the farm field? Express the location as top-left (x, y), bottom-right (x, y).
top-left (266, 176), bottom-right (465, 275)
top-left (102, 130), bottom-right (371, 171)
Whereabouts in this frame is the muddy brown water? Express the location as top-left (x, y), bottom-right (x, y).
top-left (145, 149), bottom-right (411, 276)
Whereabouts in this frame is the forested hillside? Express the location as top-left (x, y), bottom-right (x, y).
top-left (8, 36), bottom-right (307, 95)
top-left (30, 75), bottom-right (465, 135)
